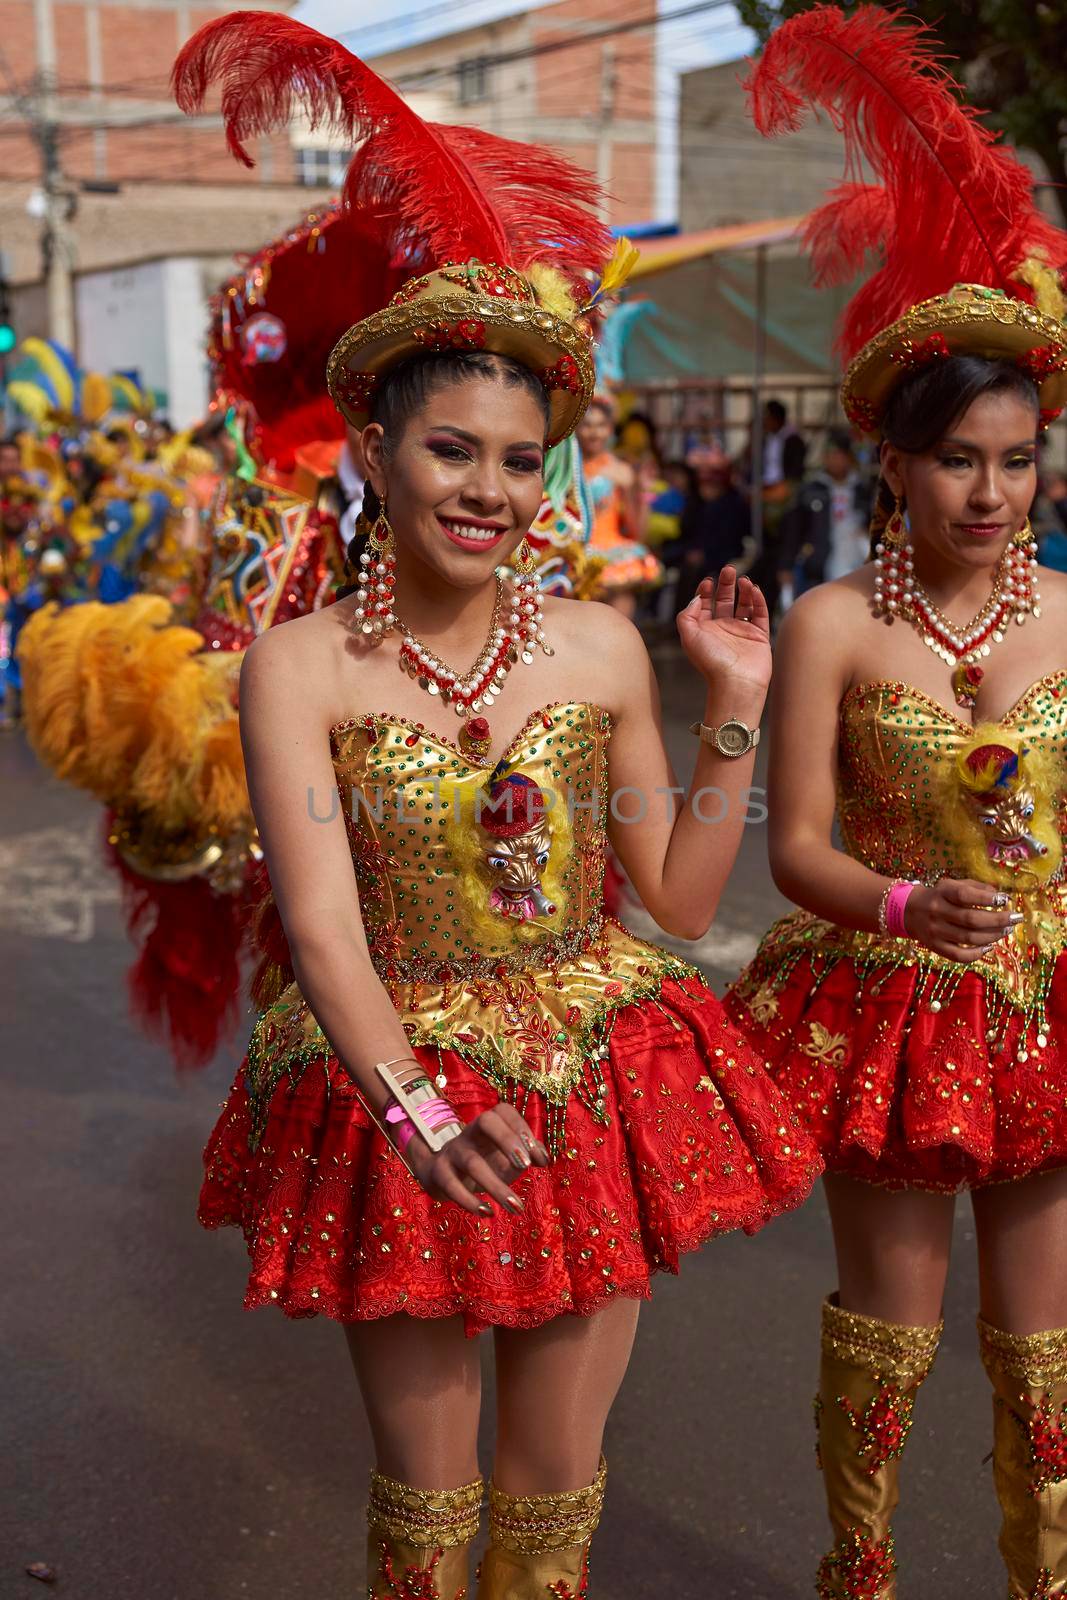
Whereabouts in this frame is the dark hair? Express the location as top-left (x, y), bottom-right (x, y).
top-left (870, 354), bottom-right (1041, 550)
top-left (0, 434), bottom-right (20, 453)
top-left (337, 351), bottom-right (548, 597)
top-left (825, 427), bottom-right (854, 457)
top-left (370, 350), bottom-right (549, 450)
top-left (765, 399), bottom-right (787, 425)
top-left (882, 354), bottom-right (1039, 452)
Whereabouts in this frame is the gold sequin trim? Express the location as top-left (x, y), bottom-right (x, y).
top-left (978, 1317), bottom-right (1067, 1387)
top-left (367, 1471), bottom-right (483, 1548)
top-left (487, 1458), bottom-right (606, 1555)
top-left (821, 1296), bottom-right (943, 1385)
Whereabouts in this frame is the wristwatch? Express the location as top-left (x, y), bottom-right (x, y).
top-left (688, 718), bottom-right (761, 758)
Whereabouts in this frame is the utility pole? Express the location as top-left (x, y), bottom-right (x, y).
top-left (32, 0), bottom-right (76, 349)
top-left (595, 42), bottom-right (615, 225)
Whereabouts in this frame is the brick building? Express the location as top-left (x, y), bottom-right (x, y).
top-left (0, 0), bottom-right (337, 296)
top-left (370, 0), bottom-right (659, 229)
top-left (0, 0), bottom-right (659, 416)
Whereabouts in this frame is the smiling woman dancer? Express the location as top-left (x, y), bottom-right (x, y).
top-left (174, 16), bottom-right (819, 1598)
top-left (723, 11), bottom-right (1067, 1599)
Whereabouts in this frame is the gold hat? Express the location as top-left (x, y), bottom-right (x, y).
top-left (327, 261), bottom-right (596, 447)
top-left (841, 283), bottom-right (1067, 436)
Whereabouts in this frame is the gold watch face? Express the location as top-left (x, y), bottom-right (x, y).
top-left (715, 720), bottom-right (751, 757)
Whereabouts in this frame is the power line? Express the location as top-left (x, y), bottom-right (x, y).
top-left (388, 0), bottom-right (732, 87)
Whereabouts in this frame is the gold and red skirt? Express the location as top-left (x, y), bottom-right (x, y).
top-left (726, 910), bottom-right (1067, 1192)
top-left (199, 972), bottom-right (820, 1334)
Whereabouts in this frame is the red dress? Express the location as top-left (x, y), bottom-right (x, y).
top-left (726, 676), bottom-right (1067, 1191)
top-left (200, 700), bottom-right (821, 1333)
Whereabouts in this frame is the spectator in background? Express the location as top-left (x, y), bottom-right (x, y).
top-left (578, 396), bottom-right (661, 617)
top-left (762, 398), bottom-right (807, 487)
top-left (664, 443), bottom-right (749, 612)
top-left (778, 428), bottom-right (873, 602)
top-left (743, 398), bottom-right (808, 622)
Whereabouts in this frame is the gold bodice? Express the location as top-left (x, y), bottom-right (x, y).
top-left (247, 701), bottom-right (696, 1150)
top-left (837, 675), bottom-right (1067, 882)
top-left (331, 701), bottom-right (612, 973)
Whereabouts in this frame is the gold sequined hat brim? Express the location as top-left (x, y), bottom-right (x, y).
top-left (841, 287), bottom-right (1067, 435)
top-left (326, 293), bottom-right (596, 446)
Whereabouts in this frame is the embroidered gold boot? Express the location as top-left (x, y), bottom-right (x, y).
top-left (366, 1469), bottom-right (483, 1599)
top-left (815, 1296), bottom-right (942, 1600)
top-left (979, 1318), bottom-right (1067, 1599)
top-left (476, 1457), bottom-right (606, 1599)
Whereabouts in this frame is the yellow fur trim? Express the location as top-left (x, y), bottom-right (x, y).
top-left (1013, 257), bottom-right (1066, 323)
top-left (942, 725), bottom-right (1062, 891)
top-left (526, 262), bottom-right (580, 323)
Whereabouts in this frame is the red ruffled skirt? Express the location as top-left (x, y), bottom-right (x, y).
top-left (199, 974), bottom-right (821, 1334)
top-left (725, 939), bottom-right (1067, 1192)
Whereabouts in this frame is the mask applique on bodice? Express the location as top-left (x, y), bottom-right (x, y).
top-left (247, 701), bottom-right (696, 1152)
top-left (833, 674), bottom-right (1067, 1007)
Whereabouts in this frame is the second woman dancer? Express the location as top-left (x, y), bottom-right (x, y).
top-left (727, 9), bottom-right (1067, 1598)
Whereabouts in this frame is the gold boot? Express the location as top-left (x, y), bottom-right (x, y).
top-left (979, 1317), bottom-right (1067, 1599)
top-left (366, 1469), bottom-right (483, 1599)
top-left (815, 1296), bottom-right (942, 1600)
top-left (477, 1457), bottom-right (606, 1599)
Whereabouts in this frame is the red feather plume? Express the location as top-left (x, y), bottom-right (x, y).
top-left (744, 5), bottom-right (1067, 360)
top-left (173, 11), bottom-right (609, 279)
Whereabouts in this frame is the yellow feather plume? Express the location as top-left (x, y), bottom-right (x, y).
top-left (20, 337), bottom-right (75, 414)
top-left (526, 262), bottom-right (580, 322)
top-left (82, 372), bottom-right (115, 425)
top-left (1013, 256), bottom-right (1066, 323)
top-left (18, 596), bottom-right (249, 840)
top-left (582, 237), bottom-right (641, 311)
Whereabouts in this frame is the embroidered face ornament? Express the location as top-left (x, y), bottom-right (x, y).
top-left (954, 738), bottom-right (1062, 883)
top-left (476, 773), bottom-right (557, 922)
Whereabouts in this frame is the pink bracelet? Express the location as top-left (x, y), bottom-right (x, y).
top-left (385, 1096), bottom-right (461, 1153)
top-left (883, 880), bottom-right (918, 938)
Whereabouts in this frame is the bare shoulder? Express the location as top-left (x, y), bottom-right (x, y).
top-left (778, 568), bottom-right (871, 645)
top-left (1037, 564), bottom-right (1067, 604)
top-left (547, 594), bottom-right (646, 660)
top-left (240, 601), bottom-right (356, 723)
top-left (543, 596), bottom-right (650, 713)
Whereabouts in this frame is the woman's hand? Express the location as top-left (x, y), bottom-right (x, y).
top-left (676, 567), bottom-right (772, 693)
top-left (405, 1103), bottom-right (550, 1216)
top-left (904, 878), bottom-right (1021, 963)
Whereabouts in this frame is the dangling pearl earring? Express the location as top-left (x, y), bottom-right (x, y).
top-left (506, 536), bottom-right (552, 661)
top-left (353, 505), bottom-right (397, 641)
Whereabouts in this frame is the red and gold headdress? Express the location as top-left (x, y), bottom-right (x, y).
top-left (174, 13), bottom-right (625, 445)
top-left (744, 5), bottom-right (1067, 433)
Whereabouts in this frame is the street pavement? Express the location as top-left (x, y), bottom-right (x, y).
top-left (3, 642), bottom-right (1002, 1598)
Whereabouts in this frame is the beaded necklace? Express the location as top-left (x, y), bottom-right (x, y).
top-left (396, 571), bottom-right (551, 758)
top-left (873, 533), bottom-right (1040, 709)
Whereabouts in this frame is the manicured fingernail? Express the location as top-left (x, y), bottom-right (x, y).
top-left (511, 1145), bottom-right (532, 1170)
top-left (505, 1193), bottom-right (524, 1212)
top-left (521, 1131), bottom-right (537, 1150)
top-left (1009, 913), bottom-right (1024, 924)
top-left (478, 1203), bottom-right (492, 1216)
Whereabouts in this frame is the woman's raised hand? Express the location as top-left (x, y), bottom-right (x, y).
top-left (405, 1102), bottom-right (550, 1216)
top-left (905, 878), bottom-right (1022, 964)
top-left (676, 567), bottom-right (772, 693)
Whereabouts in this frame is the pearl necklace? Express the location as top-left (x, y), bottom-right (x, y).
top-left (873, 533), bottom-right (1040, 707)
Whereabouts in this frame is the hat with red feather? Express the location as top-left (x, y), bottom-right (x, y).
top-left (743, 5), bottom-right (1067, 434)
top-left (173, 13), bottom-right (633, 447)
